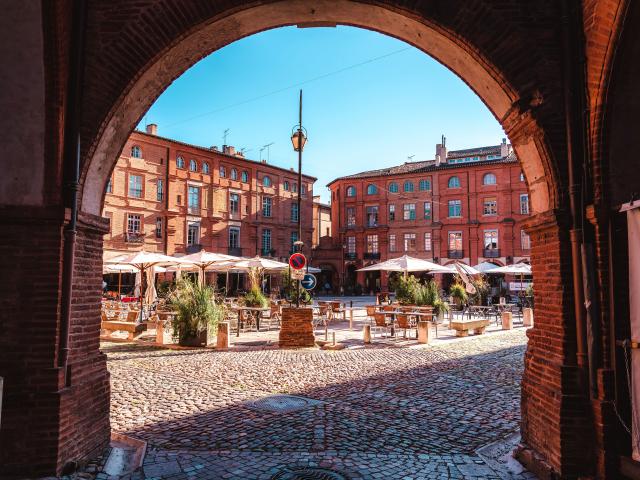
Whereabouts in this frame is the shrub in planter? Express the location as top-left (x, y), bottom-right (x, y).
top-left (449, 282), bottom-right (468, 306)
top-left (243, 286), bottom-right (268, 308)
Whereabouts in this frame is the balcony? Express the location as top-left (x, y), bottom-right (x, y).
top-left (345, 252), bottom-right (357, 261)
top-left (447, 249), bottom-right (464, 259)
top-left (186, 244), bottom-right (203, 254)
top-left (228, 247), bottom-right (243, 257)
top-left (364, 252), bottom-right (381, 260)
top-left (125, 232), bottom-right (144, 243)
top-left (483, 248), bottom-right (501, 258)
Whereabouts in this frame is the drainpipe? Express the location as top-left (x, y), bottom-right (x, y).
top-left (59, 0), bottom-right (87, 385)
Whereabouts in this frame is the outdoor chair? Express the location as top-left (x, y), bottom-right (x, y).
top-left (395, 313), bottom-right (416, 339)
top-left (125, 310), bottom-right (138, 323)
top-left (313, 305), bottom-right (330, 329)
top-left (267, 302), bottom-right (282, 329)
top-left (371, 312), bottom-right (391, 338)
top-left (365, 305), bottom-right (377, 323)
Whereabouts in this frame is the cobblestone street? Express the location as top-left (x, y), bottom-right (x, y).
top-left (97, 328), bottom-right (534, 479)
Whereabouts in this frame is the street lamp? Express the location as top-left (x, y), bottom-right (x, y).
top-left (291, 89), bottom-right (308, 306)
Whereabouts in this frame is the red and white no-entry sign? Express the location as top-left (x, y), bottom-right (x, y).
top-left (289, 253), bottom-right (307, 270)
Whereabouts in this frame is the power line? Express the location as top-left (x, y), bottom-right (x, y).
top-left (162, 46), bottom-right (412, 128)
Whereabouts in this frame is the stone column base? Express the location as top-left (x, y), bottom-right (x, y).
top-left (279, 307), bottom-right (315, 348)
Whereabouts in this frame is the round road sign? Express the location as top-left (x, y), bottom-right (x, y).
top-left (289, 253), bottom-right (307, 270)
top-left (301, 273), bottom-right (317, 290)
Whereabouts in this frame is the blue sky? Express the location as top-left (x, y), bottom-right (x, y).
top-left (140, 26), bottom-right (505, 202)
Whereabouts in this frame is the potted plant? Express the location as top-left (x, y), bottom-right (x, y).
top-left (243, 268), bottom-right (268, 307)
top-left (167, 278), bottom-right (226, 346)
top-left (449, 282), bottom-right (468, 307)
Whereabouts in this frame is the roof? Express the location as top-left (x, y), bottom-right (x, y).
top-left (131, 130), bottom-right (317, 181)
top-left (327, 146), bottom-right (516, 186)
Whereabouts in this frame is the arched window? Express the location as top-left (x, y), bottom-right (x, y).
top-left (483, 173), bottom-right (497, 185)
top-left (404, 181), bottom-right (414, 192)
top-left (202, 162), bottom-right (210, 174)
top-left (263, 176), bottom-right (272, 187)
top-left (189, 159), bottom-right (197, 172)
top-left (389, 182), bottom-right (399, 193)
top-left (230, 168), bottom-right (238, 180)
top-left (131, 145), bottom-right (142, 158)
top-left (419, 179), bottom-right (431, 191)
top-left (367, 184), bottom-right (377, 195)
top-left (284, 181), bottom-right (290, 191)
top-left (176, 156), bottom-right (185, 169)
top-left (448, 176), bottom-right (460, 188)
top-left (241, 170), bottom-right (249, 183)
top-left (219, 165), bottom-right (226, 178)
top-left (346, 186), bottom-right (356, 197)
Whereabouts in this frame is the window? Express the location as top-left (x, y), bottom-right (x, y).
top-left (484, 229), bottom-right (499, 249)
top-left (290, 231), bottom-right (299, 252)
top-left (404, 181), bottom-right (414, 192)
top-left (389, 182), bottom-right (399, 193)
top-left (486, 154), bottom-right (502, 160)
top-left (176, 156), bottom-right (185, 169)
top-left (404, 233), bottom-right (416, 252)
top-left (229, 193), bottom-right (239, 214)
top-left (176, 194), bottom-right (182, 205)
top-left (448, 231), bottom-right (463, 252)
top-left (366, 206), bottom-right (378, 227)
top-left (520, 193), bottom-right (530, 214)
top-left (521, 230), bottom-right (531, 250)
top-left (263, 176), bottom-right (272, 187)
top-left (424, 201), bottom-right (432, 220)
top-left (419, 179), bottom-right (431, 191)
top-left (106, 177), bottom-right (112, 194)
top-left (262, 229), bottom-right (272, 255)
top-left (389, 234), bottom-right (397, 252)
top-left (424, 232), bottom-right (432, 251)
top-left (189, 159), bottom-right (197, 172)
top-left (347, 207), bottom-right (356, 227)
top-left (284, 181), bottom-right (290, 191)
top-left (367, 184), bottom-right (377, 195)
top-left (230, 168), bottom-right (238, 180)
top-left (403, 203), bottom-right (416, 220)
top-left (483, 173), bottom-right (497, 185)
top-left (389, 204), bottom-right (395, 221)
top-left (229, 226), bottom-right (240, 249)
top-left (366, 234), bottom-right (379, 254)
top-left (202, 162), bottom-right (210, 174)
top-left (219, 165), bottom-right (226, 178)
top-left (241, 170), bottom-right (248, 183)
top-left (292, 183), bottom-right (298, 193)
top-left (347, 236), bottom-right (356, 255)
top-left (188, 186), bottom-right (200, 212)
top-left (520, 171), bottom-right (525, 182)
top-left (127, 214), bottom-right (141, 233)
top-left (128, 174), bottom-right (143, 198)
top-left (262, 196), bottom-right (272, 217)
top-left (448, 176), bottom-right (460, 188)
top-left (155, 217), bottom-right (163, 238)
top-left (448, 200), bottom-right (462, 217)
top-left (346, 185), bottom-right (356, 197)
top-left (291, 203), bottom-right (299, 222)
top-left (301, 184), bottom-right (307, 196)
top-left (156, 179), bottom-right (163, 202)
top-left (131, 145), bottom-right (142, 158)
top-left (483, 198), bottom-right (497, 215)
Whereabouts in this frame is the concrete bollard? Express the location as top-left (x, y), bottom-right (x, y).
top-left (418, 321), bottom-right (431, 344)
top-left (363, 324), bottom-right (371, 343)
top-left (331, 331), bottom-right (336, 346)
top-left (502, 311), bottom-right (513, 330)
top-left (523, 308), bottom-right (534, 327)
top-left (216, 322), bottom-right (230, 349)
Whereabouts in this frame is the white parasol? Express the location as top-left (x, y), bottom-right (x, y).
top-left (180, 250), bottom-right (242, 285)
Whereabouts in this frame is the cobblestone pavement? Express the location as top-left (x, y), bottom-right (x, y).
top-left (100, 329), bottom-right (534, 479)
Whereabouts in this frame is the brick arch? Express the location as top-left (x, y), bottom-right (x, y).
top-left (80, 0), bottom-right (556, 217)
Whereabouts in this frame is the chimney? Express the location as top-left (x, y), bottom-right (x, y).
top-left (435, 154), bottom-right (441, 167)
top-left (210, 146), bottom-right (219, 151)
top-left (261, 159), bottom-right (267, 164)
top-left (146, 123), bottom-right (158, 135)
top-left (500, 137), bottom-right (509, 157)
top-left (222, 145), bottom-right (236, 155)
top-left (435, 135), bottom-right (447, 163)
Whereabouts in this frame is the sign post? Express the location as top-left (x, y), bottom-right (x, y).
top-left (289, 253), bottom-right (307, 307)
top-left (301, 273), bottom-right (317, 290)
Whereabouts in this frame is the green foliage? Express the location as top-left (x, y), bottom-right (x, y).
top-left (525, 283), bottom-right (534, 297)
top-left (282, 270), bottom-right (311, 304)
top-left (470, 275), bottom-right (489, 304)
top-left (394, 275), bottom-right (443, 307)
top-left (449, 282), bottom-right (468, 305)
top-left (243, 286), bottom-right (268, 308)
top-left (432, 298), bottom-right (450, 316)
top-left (157, 280), bottom-right (174, 298)
top-left (167, 278), bottom-right (226, 345)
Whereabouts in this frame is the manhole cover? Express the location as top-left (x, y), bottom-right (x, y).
top-left (245, 394), bottom-right (323, 413)
top-left (271, 466), bottom-right (348, 480)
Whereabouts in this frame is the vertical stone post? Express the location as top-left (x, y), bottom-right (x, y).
top-left (363, 324), bottom-right (371, 343)
top-left (523, 307), bottom-right (534, 327)
top-left (417, 321), bottom-right (431, 344)
top-left (216, 322), bottom-right (230, 349)
top-left (502, 311), bottom-right (513, 330)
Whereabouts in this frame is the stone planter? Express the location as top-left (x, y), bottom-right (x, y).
top-left (179, 329), bottom-right (207, 347)
top-left (279, 307), bottom-right (315, 348)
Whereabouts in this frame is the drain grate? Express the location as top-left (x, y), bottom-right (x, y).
top-left (271, 466), bottom-right (348, 480)
top-left (245, 394), bottom-right (323, 413)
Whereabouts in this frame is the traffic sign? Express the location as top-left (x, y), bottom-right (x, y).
top-left (289, 253), bottom-right (307, 270)
top-left (301, 273), bottom-right (317, 290)
top-left (291, 269), bottom-right (305, 280)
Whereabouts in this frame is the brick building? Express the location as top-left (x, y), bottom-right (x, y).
top-left (323, 139), bottom-right (531, 292)
top-left (102, 125), bottom-right (316, 263)
top-left (312, 195), bottom-right (332, 247)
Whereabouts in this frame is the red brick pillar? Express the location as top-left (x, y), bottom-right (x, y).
top-left (0, 209), bottom-right (110, 477)
top-left (516, 210), bottom-right (595, 478)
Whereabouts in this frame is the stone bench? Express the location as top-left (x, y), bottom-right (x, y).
top-left (101, 321), bottom-right (145, 340)
top-left (450, 319), bottom-right (490, 337)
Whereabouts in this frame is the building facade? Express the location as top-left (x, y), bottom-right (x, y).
top-left (312, 195), bottom-right (332, 247)
top-left (103, 125), bottom-right (316, 262)
top-left (324, 139), bottom-right (531, 292)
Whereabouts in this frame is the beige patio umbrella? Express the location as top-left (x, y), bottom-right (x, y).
top-left (357, 254), bottom-right (451, 277)
top-left (180, 250), bottom-right (242, 286)
top-left (486, 263), bottom-right (532, 297)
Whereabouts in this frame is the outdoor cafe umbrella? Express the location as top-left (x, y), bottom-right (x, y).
top-left (103, 263), bottom-right (166, 297)
top-left (180, 250), bottom-right (241, 286)
top-left (472, 261), bottom-right (500, 273)
top-left (221, 255), bottom-right (290, 271)
top-left (438, 261), bottom-right (481, 276)
top-left (485, 263), bottom-right (532, 297)
top-left (357, 254), bottom-right (451, 276)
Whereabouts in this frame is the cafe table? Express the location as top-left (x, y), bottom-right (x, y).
top-left (232, 306), bottom-right (270, 336)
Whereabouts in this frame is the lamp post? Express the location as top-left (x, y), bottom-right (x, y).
top-left (291, 89), bottom-right (308, 307)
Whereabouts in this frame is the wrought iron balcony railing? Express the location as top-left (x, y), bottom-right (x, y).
top-left (125, 232), bottom-right (144, 243)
